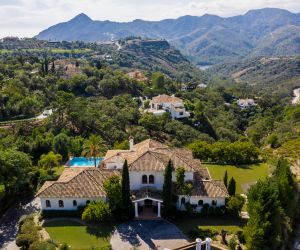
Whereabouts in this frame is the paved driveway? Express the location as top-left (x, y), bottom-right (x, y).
top-left (110, 220), bottom-right (189, 250)
top-left (0, 197), bottom-right (40, 250)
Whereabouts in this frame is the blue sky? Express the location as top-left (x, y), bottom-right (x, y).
top-left (0, 0), bottom-right (299, 37)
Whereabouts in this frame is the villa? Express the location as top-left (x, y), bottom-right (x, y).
top-left (37, 139), bottom-right (228, 218)
top-left (145, 94), bottom-right (190, 119)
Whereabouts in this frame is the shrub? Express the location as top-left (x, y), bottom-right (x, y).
top-left (228, 237), bottom-right (238, 250)
top-left (16, 216), bottom-right (39, 249)
top-left (226, 195), bottom-right (245, 217)
top-left (41, 208), bottom-right (84, 218)
top-left (82, 200), bottom-right (111, 223)
top-left (29, 241), bottom-right (56, 250)
top-left (59, 243), bottom-right (70, 250)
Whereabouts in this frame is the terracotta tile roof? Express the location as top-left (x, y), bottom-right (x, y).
top-left (36, 168), bottom-right (120, 198)
top-left (190, 172), bottom-right (229, 198)
top-left (102, 139), bottom-right (209, 178)
top-left (152, 95), bottom-right (183, 104)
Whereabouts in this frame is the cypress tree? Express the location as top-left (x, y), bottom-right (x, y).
top-left (163, 160), bottom-right (173, 214)
top-left (44, 57), bottom-right (48, 75)
top-left (51, 61), bottom-right (55, 74)
top-left (223, 170), bottom-right (228, 188)
top-left (121, 160), bottom-right (133, 218)
top-left (228, 177), bottom-right (236, 196)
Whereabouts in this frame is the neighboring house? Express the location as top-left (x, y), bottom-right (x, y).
top-left (127, 70), bottom-right (148, 82)
top-left (145, 94), bottom-right (190, 119)
top-left (37, 139), bottom-right (229, 218)
top-left (237, 98), bottom-right (256, 109)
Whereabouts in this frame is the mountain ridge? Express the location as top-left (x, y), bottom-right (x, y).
top-left (36, 8), bottom-right (300, 64)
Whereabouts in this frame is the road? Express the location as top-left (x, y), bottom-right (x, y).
top-left (0, 198), bottom-right (40, 250)
top-left (292, 88), bottom-right (300, 104)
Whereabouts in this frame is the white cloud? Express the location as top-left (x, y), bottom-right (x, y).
top-left (0, 0), bottom-right (299, 37)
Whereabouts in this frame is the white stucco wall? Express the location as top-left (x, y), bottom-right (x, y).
top-left (40, 197), bottom-right (105, 211)
top-left (176, 195), bottom-right (226, 212)
top-left (130, 171), bottom-right (194, 190)
top-left (130, 171), bottom-right (164, 190)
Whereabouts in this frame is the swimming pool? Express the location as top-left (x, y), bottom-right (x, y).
top-left (68, 157), bottom-right (103, 167)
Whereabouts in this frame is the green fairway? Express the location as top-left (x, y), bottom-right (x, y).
top-left (44, 219), bottom-right (114, 249)
top-left (174, 216), bottom-right (246, 236)
top-left (205, 163), bottom-right (270, 194)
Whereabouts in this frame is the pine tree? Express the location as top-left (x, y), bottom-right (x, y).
top-left (121, 160), bottom-right (133, 218)
top-left (223, 170), bottom-right (228, 188)
top-left (228, 177), bottom-right (236, 196)
top-left (244, 180), bottom-right (282, 249)
top-left (163, 160), bottom-right (173, 214)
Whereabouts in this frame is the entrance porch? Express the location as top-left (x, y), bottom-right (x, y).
top-left (132, 188), bottom-right (163, 219)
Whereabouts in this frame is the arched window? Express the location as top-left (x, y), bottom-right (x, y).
top-left (212, 200), bottom-right (217, 206)
top-left (142, 175), bottom-right (148, 184)
top-left (86, 200), bottom-right (90, 205)
top-left (181, 197), bottom-right (186, 205)
top-left (198, 200), bottom-right (204, 206)
top-left (58, 200), bottom-right (64, 208)
top-left (73, 200), bottom-right (77, 207)
top-left (46, 200), bottom-right (51, 208)
top-left (149, 175), bottom-right (155, 184)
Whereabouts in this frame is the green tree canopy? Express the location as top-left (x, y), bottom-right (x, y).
top-left (104, 175), bottom-right (122, 213)
top-left (53, 133), bottom-right (70, 161)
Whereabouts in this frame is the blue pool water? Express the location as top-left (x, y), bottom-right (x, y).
top-left (68, 157), bottom-right (103, 167)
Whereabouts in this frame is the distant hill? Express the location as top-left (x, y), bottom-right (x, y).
top-left (35, 8), bottom-right (300, 64)
top-left (0, 37), bottom-right (203, 82)
top-left (209, 56), bottom-right (300, 94)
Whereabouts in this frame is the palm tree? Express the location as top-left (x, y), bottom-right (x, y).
top-left (38, 151), bottom-right (62, 176)
top-left (82, 135), bottom-right (105, 167)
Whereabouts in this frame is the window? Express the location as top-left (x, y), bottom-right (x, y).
top-left (142, 175), bottom-right (148, 184)
top-left (45, 200), bottom-right (51, 208)
top-left (212, 200), bottom-right (217, 206)
top-left (179, 111), bottom-right (184, 116)
top-left (58, 200), bottom-right (64, 208)
top-left (73, 200), bottom-right (77, 207)
top-left (198, 200), bottom-right (204, 206)
top-left (86, 200), bottom-right (90, 205)
top-left (149, 175), bottom-right (154, 184)
top-left (181, 197), bottom-right (186, 205)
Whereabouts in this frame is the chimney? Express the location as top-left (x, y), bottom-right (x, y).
top-left (129, 136), bottom-right (134, 151)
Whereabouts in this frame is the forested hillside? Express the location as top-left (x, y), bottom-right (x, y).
top-left (209, 56), bottom-right (300, 95)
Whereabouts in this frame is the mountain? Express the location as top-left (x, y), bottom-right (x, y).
top-left (36, 8), bottom-right (300, 64)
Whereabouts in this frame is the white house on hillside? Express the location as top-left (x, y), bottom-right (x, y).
top-left (145, 94), bottom-right (190, 119)
top-left (37, 139), bottom-right (228, 218)
top-left (237, 98), bottom-right (256, 109)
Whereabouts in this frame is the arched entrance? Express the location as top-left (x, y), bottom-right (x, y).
top-left (133, 197), bottom-right (162, 219)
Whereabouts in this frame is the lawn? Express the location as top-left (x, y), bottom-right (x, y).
top-left (44, 219), bottom-right (115, 249)
top-left (174, 216), bottom-right (246, 236)
top-left (205, 163), bottom-right (270, 194)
